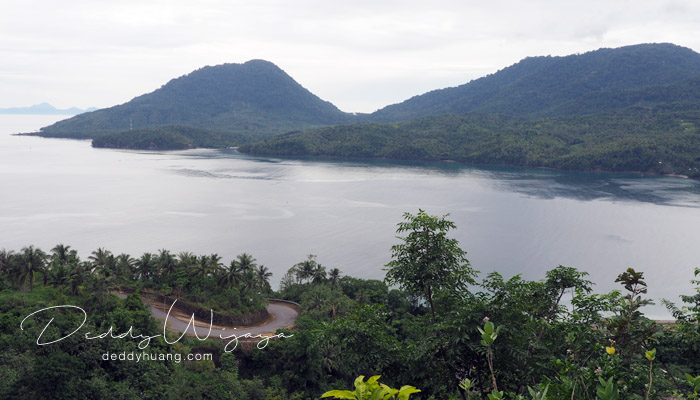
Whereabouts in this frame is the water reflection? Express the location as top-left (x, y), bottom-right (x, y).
top-left (214, 152), bottom-right (700, 207)
top-left (482, 170), bottom-right (700, 207)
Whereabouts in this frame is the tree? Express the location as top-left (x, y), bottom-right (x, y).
top-left (312, 263), bottom-right (327, 285)
top-left (329, 268), bottom-right (341, 289)
top-left (294, 254), bottom-right (318, 284)
top-left (114, 253), bottom-right (135, 282)
top-left (384, 209), bottom-right (476, 319)
top-left (50, 244), bottom-right (75, 266)
top-left (235, 253), bottom-right (256, 273)
top-left (13, 246), bottom-right (47, 291)
top-left (256, 265), bottom-right (272, 292)
top-left (0, 249), bottom-right (13, 275)
top-left (86, 270), bottom-right (117, 308)
top-left (322, 375), bottom-right (420, 400)
top-left (156, 249), bottom-right (178, 280)
top-left (89, 247), bottom-right (113, 273)
top-left (135, 253), bottom-right (156, 281)
top-left (218, 260), bottom-right (241, 289)
top-left (189, 255), bottom-right (215, 280)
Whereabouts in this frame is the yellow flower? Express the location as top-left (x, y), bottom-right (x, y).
top-left (606, 346), bottom-right (616, 355)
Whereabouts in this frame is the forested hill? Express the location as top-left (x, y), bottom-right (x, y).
top-left (369, 43), bottom-right (700, 121)
top-left (239, 107), bottom-right (700, 179)
top-left (28, 43), bottom-right (700, 156)
top-left (35, 60), bottom-right (354, 140)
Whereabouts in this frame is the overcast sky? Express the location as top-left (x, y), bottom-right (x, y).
top-left (2, 0), bottom-right (700, 113)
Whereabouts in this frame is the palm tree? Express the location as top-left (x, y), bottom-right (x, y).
top-left (156, 249), bottom-right (178, 280)
top-left (135, 253), bottom-right (156, 281)
top-left (177, 251), bottom-right (197, 268)
top-left (0, 249), bottom-right (14, 276)
top-left (256, 265), bottom-right (272, 292)
top-left (47, 264), bottom-right (71, 292)
top-left (208, 253), bottom-right (224, 274)
top-left (329, 268), bottom-right (341, 289)
top-left (294, 254), bottom-right (318, 284)
top-left (218, 260), bottom-right (242, 289)
top-left (115, 253), bottom-right (135, 282)
top-left (87, 270), bottom-right (117, 307)
top-left (312, 264), bottom-right (327, 285)
top-left (320, 342), bottom-right (342, 374)
top-left (189, 255), bottom-right (216, 279)
top-left (68, 263), bottom-right (89, 295)
top-left (89, 247), bottom-right (113, 274)
top-left (241, 268), bottom-right (257, 291)
top-left (14, 246), bottom-right (47, 290)
top-left (236, 253), bottom-right (257, 273)
top-left (50, 244), bottom-right (73, 266)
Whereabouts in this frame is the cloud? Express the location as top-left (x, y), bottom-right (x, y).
top-left (1, 0), bottom-right (700, 111)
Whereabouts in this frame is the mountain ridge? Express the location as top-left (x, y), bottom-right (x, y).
top-left (369, 43), bottom-right (700, 121)
top-left (35, 59), bottom-right (353, 140)
top-left (25, 42), bottom-right (700, 178)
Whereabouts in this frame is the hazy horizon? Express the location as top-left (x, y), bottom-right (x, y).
top-left (2, 1), bottom-right (700, 113)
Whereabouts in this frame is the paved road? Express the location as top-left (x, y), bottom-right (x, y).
top-left (115, 293), bottom-right (298, 339)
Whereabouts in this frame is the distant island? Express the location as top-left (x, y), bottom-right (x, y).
top-left (0, 102), bottom-right (97, 115)
top-left (22, 43), bottom-right (700, 178)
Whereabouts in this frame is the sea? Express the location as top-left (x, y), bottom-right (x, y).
top-left (2, 114), bottom-right (700, 318)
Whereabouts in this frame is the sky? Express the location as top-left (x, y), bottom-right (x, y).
top-left (2, 0), bottom-right (700, 113)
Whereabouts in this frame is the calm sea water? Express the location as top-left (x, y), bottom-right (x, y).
top-left (2, 115), bottom-right (700, 318)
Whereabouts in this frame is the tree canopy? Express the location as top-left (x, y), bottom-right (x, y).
top-left (384, 209), bottom-right (477, 319)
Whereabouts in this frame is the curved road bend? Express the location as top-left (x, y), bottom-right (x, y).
top-left (115, 293), bottom-right (298, 338)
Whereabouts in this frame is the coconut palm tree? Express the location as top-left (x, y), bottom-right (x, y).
top-left (0, 249), bottom-right (14, 276)
top-left (329, 268), bottom-right (341, 289)
top-left (89, 247), bottom-right (113, 274)
top-left (294, 254), bottom-right (318, 284)
top-left (177, 251), bottom-right (197, 268)
top-left (236, 253), bottom-right (257, 273)
top-left (156, 249), bottom-right (178, 280)
top-left (115, 253), bottom-right (135, 282)
top-left (47, 264), bottom-right (71, 292)
top-left (68, 263), bottom-right (89, 295)
top-left (135, 253), bottom-right (156, 281)
top-left (189, 255), bottom-right (217, 279)
top-left (312, 264), bottom-right (327, 285)
top-left (50, 244), bottom-right (73, 266)
top-left (14, 246), bottom-right (47, 291)
top-left (241, 268), bottom-right (257, 291)
top-left (87, 270), bottom-right (117, 307)
top-left (256, 265), bottom-right (273, 292)
top-left (218, 260), bottom-right (242, 289)
top-left (208, 253), bottom-right (224, 274)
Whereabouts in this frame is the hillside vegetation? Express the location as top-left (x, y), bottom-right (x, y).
top-left (240, 107), bottom-right (700, 178)
top-left (2, 211), bottom-right (699, 399)
top-left (370, 43), bottom-right (700, 121)
top-left (25, 43), bottom-right (700, 180)
top-left (33, 60), bottom-right (353, 141)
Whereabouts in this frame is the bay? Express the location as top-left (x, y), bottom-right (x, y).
top-left (2, 115), bottom-right (700, 318)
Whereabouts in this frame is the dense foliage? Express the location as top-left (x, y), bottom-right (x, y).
top-left (370, 43), bottom-right (700, 121)
top-left (32, 60), bottom-right (353, 141)
top-left (91, 125), bottom-right (249, 150)
top-left (240, 107), bottom-right (700, 178)
top-left (1, 210), bottom-right (699, 399)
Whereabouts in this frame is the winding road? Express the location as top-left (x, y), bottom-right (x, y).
top-left (115, 293), bottom-right (298, 338)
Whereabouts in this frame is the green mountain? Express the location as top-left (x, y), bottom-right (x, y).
top-left (240, 107), bottom-right (700, 178)
top-left (35, 60), bottom-right (352, 140)
top-left (369, 43), bottom-right (700, 121)
top-left (240, 43), bottom-right (700, 178)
